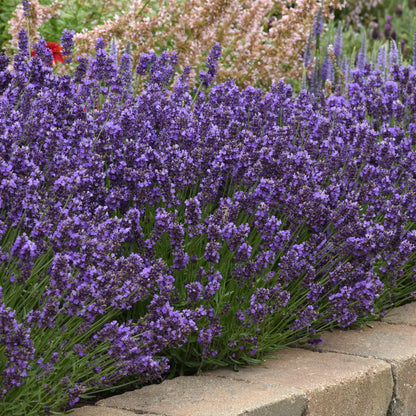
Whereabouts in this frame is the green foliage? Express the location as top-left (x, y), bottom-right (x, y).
top-left (37, 0), bottom-right (133, 44)
top-left (0, 0), bottom-right (20, 51)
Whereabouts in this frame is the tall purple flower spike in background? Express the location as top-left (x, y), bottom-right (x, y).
top-left (199, 43), bottom-right (222, 88)
top-left (21, 0), bottom-right (30, 17)
top-left (61, 29), bottom-right (75, 63)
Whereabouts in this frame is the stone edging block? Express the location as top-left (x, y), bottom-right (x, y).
top-left (71, 302), bottom-right (416, 416)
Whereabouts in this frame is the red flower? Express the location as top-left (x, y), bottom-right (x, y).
top-left (31, 41), bottom-right (64, 65)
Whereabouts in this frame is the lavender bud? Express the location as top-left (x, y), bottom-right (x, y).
top-left (401, 39), bottom-right (406, 55)
top-left (110, 37), bottom-right (118, 62)
top-left (377, 44), bottom-right (387, 72)
top-left (320, 51), bottom-right (333, 81)
top-left (385, 23), bottom-right (391, 39)
top-left (392, 29), bottom-right (396, 41)
top-left (124, 40), bottom-right (131, 55)
top-left (413, 28), bottom-right (416, 68)
top-left (372, 23), bottom-right (381, 40)
top-left (21, 0), bottom-right (30, 17)
top-left (396, 5), bottom-right (402, 17)
top-left (303, 32), bottom-right (313, 67)
top-left (389, 39), bottom-right (399, 70)
top-left (334, 25), bottom-right (342, 57)
top-left (357, 32), bottom-right (367, 70)
top-left (313, 6), bottom-right (323, 37)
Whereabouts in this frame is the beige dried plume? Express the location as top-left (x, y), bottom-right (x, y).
top-left (8, 0), bottom-right (63, 51)
top-left (8, 0), bottom-right (344, 88)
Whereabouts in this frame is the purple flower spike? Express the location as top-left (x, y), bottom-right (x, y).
top-left (313, 6), bottom-right (323, 37)
top-left (22, 0), bottom-right (30, 17)
top-left (377, 44), bottom-right (387, 71)
top-left (389, 40), bottom-right (399, 70)
top-left (357, 32), bottom-right (367, 70)
top-left (401, 39), bottom-right (406, 55)
top-left (18, 28), bottom-right (29, 56)
top-left (110, 37), bottom-right (118, 62)
top-left (334, 25), bottom-right (342, 57)
top-left (33, 37), bottom-right (53, 67)
top-left (61, 29), bottom-right (75, 63)
top-left (303, 32), bottom-right (313, 67)
top-left (385, 23), bottom-right (391, 39)
top-left (320, 51), bottom-right (333, 81)
top-left (372, 23), bottom-right (381, 40)
top-left (413, 29), bottom-right (416, 68)
top-left (199, 43), bottom-right (222, 88)
top-left (396, 4), bottom-right (402, 16)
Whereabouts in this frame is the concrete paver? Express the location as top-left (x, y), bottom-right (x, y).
top-left (305, 322), bottom-right (416, 416)
top-left (72, 302), bottom-right (416, 416)
top-left (68, 406), bottom-right (139, 416)
top-left (206, 348), bottom-right (393, 416)
top-left (383, 301), bottom-right (416, 326)
top-left (97, 374), bottom-right (307, 416)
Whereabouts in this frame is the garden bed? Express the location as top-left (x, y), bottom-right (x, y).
top-left (1, 2), bottom-right (416, 414)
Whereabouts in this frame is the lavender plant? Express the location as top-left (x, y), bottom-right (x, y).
top-left (1, 35), bottom-right (416, 415)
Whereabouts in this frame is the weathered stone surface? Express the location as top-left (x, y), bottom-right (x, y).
top-left (207, 348), bottom-right (393, 416)
top-left (97, 374), bottom-right (306, 416)
top-left (383, 302), bottom-right (416, 326)
top-left (306, 322), bottom-right (416, 416)
top-left (68, 406), bottom-right (139, 416)
top-left (70, 306), bottom-right (416, 416)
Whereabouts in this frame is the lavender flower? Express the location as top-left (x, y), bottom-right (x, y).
top-left (22, 0), bottom-right (30, 17)
top-left (377, 44), bottom-right (387, 72)
top-left (2, 39), bottom-right (416, 415)
top-left (17, 28), bottom-right (29, 56)
top-left (60, 29), bottom-right (75, 64)
top-left (199, 43), bottom-right (222, 88)
top-left (357, 32), bottom-right (367, 70)
top-left (334, 25), bottom-right (343, 57)
top-left (110, 37), bottom-right (118, 62)
top-left (396, 4), bottom-right (403, 16)
top-left (313, 6), bottom-right (323, 37)
top-left (320, 48), bottom-right (334, 82)
top-left (372, 23), bottom-right (381, 40)
top-left (390, 40), bottom-right (399, 71)
top-left (413, 28), bottom-right (416, 68)
top-left (385, 23), bottom-right (391, 39)
top-left (303, 32), bottom-right (313, 67)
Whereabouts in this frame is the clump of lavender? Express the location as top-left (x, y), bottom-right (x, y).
top-left (2, 29), bottom-right (416, 416)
